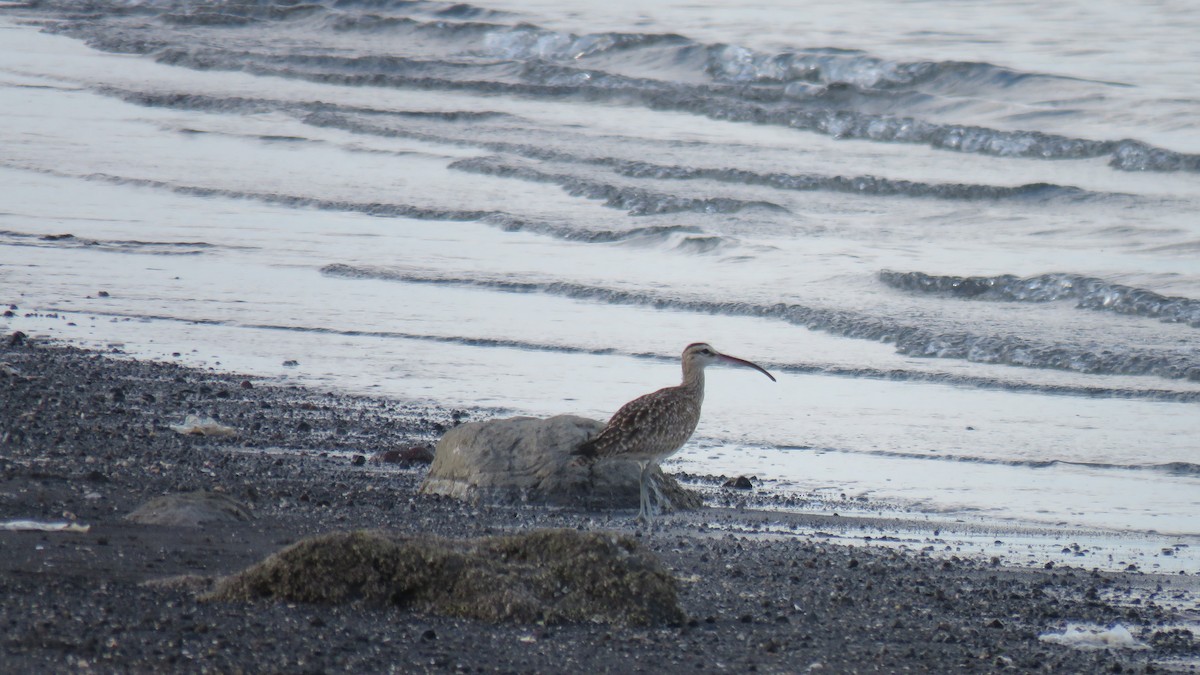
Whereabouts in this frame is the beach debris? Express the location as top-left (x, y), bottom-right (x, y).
top-left (126, 491), bottom-right (253, 527)
top-left (0, 520), bottom-right (90, 533)
top-left (206, 529), bottom-right (686, 626)
top-left (0, 361), bottom-right (31, 380)
top-left (1039, 623), bottom-right (1148, 651)
top-left (421, 415), bottom-right (700, 510)
top-left (169, 414), bottom-right (237, 438)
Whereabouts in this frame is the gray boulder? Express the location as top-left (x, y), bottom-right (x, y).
top-left (419, 415), bottom-right (700, 512)
top-left (126, 491), bottom-right (253, 527)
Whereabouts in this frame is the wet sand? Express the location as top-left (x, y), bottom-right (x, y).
top-left (1, 339), bottom-right (1197, 673)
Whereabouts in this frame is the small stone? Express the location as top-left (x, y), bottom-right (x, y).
top-left (98, 290), bottom-right (110, 298)
top-left (9, 331), bottom-right (27, 346)
top-left (282, 360), bottom-right (299, 368)
top-left (350, 455), bottom-right (366, 466)
top-left (296, 421), bottom-right (312, 432)
top-left (240, 380), bottom-right (253, 389)
top-left (421, 629), bottom-right (437, 641)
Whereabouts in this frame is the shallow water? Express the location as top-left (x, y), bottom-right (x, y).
top-left (1, 1), bottom-right (1197, 538)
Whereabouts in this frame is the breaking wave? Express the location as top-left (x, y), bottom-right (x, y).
top-left (449, 157), bottom-right (786, 215)
top-left (320, 265), bottom-right (1200, 383)
top-left (0, 229), bottom-right (218, 255)
top-left (34, 0), bottom-right (1200, 172)
top-left (880, 271), bottom-right (1200, 328)
top-left (103, 89), bottom-right (1116, 204)
top-left (3, 165), bottom-right (720, 248)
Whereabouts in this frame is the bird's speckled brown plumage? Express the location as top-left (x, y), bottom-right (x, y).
top-left (576, 377), bottom-right (705, 464)
top-left (575, 343), bottom-right (775, 523)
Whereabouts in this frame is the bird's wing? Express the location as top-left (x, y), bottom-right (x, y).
top-left (579, 386), bottom-right (701, 461)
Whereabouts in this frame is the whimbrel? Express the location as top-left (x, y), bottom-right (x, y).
top-left (575, 343), bottom-right (776, 523)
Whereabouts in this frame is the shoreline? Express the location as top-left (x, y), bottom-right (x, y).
top-left (2, 339), bottom-right (1198, 672)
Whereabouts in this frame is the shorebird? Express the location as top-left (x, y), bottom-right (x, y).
top-left (575, 343), bottom-right (776, 524)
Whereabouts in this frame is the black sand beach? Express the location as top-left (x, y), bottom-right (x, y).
top-left (2, 338), bottom-right (1197, 673)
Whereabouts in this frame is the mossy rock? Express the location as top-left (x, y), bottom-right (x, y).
top-left (206, 529), bottom-right (685, 626)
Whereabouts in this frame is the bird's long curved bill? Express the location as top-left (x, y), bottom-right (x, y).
top-left (718, 354), bottom-right (777, 382)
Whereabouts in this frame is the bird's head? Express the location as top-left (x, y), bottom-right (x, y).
top-left (683, 343), bottom-right (776, 382)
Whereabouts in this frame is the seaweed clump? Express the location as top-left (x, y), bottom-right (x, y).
top-left (206, 529), bottom-right (685, 626)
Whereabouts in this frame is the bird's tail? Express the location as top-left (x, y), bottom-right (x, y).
top-left (572, 437), bottom-right (599, 462)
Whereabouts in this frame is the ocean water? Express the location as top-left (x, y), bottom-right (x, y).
top-left (2, 1), bottom-right (1197, 542)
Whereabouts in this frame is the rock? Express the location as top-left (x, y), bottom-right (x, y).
top-left (370, 445), bottom-right (434, 464)
top-left (205, 529), bottom-right (686, 626)
top-left (126, 491), bottom-right (253, 527)
top-left (419, 415), bottom-right (701, 511)
top-left (723, 475), bottom-right (754, 490)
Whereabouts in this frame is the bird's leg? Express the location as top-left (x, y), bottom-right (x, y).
top-left (636, 460), bottom-right (651, 525)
